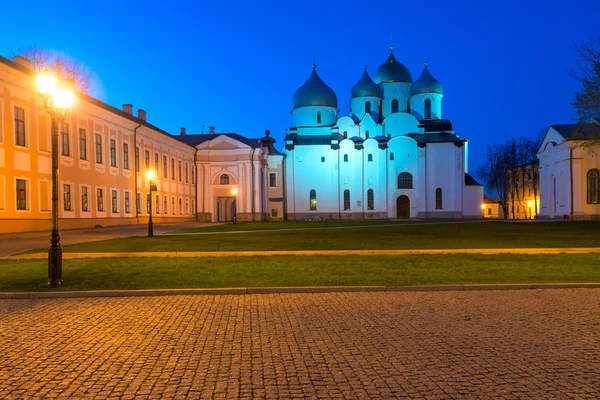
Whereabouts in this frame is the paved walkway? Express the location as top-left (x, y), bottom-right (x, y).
top-left (5, 247), bottom-right (600, 260)
top-left (0, 221), bottom-right (219, 257)
top-left (1, 289), bottom-right (598, 398)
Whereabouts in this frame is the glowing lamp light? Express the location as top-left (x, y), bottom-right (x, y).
top-left (528, 201), bottom-right (533, 207)
top-left (145, 170), bottom-right (156, 180)
top-left (52, 86), bottom-right (75, 109)
top-left (231, 188), bottom-right (238, 195)
top-left (481, 204), bottom-right (486, 209)
top-left (36, 71), bottom-right (57, 95)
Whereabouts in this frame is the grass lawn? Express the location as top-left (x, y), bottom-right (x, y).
top-left (30, 220), bottom-right (600, 254)
top-left (1, 254), bottom-right (599, 292)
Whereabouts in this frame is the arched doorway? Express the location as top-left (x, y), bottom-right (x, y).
top-left (396, 195), bottom-right (410, 219)
top-left (216, 197), bottom-right (236, 222)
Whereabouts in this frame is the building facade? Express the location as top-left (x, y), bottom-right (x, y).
top-left (283, 48), bottom-right (482, 220)
top-left (537, 122), bottom-right (600, 219)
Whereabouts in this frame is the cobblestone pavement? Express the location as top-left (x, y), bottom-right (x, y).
top-left (0, 289), bottom-right (598, 399)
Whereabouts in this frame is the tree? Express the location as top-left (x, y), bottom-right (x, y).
top-left (15, 46), bottom-right (91, 93)
top-left (478, 143), bottom-right (511, 219)
top-left (570, 38), bottom-right (600, 148)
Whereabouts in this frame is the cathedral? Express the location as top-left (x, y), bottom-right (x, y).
top-left (283, 47), bottom-right (482, 219)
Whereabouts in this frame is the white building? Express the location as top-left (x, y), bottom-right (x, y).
top-left (537, 121), bottom-right (600, 219)
top-left (283, 47), bottom-right (482, 220)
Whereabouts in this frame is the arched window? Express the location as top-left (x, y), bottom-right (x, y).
top-left (390, 152), bottom-right (395, 161)
top-left (424, 99), bottom-right (431, 119)
top-left (343, 131), bottom-right (348, 139)
top-left (365, 130), bottom-right (370, 139)
top-left (367, 189), bottom-right (374, 210)
top-left (220, 174), bottom-right (230, 185)
top-left (588, 169), bottom-right (600, 204)
top-left (343, 190), bottom-right (351, 210)
top-left (365, 101), bottom-right (371, 114)
top-left (317, 112), bottom-right (322, 124)
top-left (407, 100), bottom-right (411, 114)
top-left (343, 154), bottom-right (348, 162)
top-left (436, 188), bottom-right (443, 209)
top-left (397, 172), bottom-right (413, 189)
top-left (310, 190), bottom-right (317, 210)
top-left (391, 99), bottom-right (399, 113)
top-left (367, 154), bottom-right (373, 162)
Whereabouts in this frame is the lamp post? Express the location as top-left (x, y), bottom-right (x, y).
top-left (36, 71), bottom-right (75, 287)
top-left (231, 188), bottom-right (238, 224)
top-left (146, 170), bottom-right (157, 237)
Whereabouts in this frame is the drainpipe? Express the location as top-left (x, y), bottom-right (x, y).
top-left (250, 147), bottom-right (257, 221)
top-left (338, 149), bottom-right (341, 220)
top-left (282, 154), bottom-right (287, 220)
top-left (133, 124), bottom-right (142, 219)
top-left (194, 148), bottom-right (198, 220)
top-left (424, 146), bottom-right (428, 219)
top-left (385, 147), bottom-right (388, 220)
top-left (570, 147), bottom-right (574, 218)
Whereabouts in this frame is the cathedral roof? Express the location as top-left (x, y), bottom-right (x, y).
top-left (550, 122), bottom-right (600, 140)
top-left (373, 47), bottom-right (413, 84)
top-left (465, 173), bottom-right (482, 186)
top-left (411, 63), bottom-right (443, 96)
top-left (175, 133), bottom-right (263, 149)
top-left (292, 66), bottom-right (338, 109)
top-left (350, 67), bottom-right (382, 99)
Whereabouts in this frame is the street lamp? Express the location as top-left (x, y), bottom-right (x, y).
top-left (36, 71), bottom-right (75, 287)
top-left (231, 188), bottom-right (238, 224)
top-left (146, 170), bottom-right (157, 237)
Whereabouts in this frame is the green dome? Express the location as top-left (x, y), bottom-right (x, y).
top-left (373, 47), bottom-right (413, 84)
top-left (293, 66), bottom-right (338, 109)
top-left (350, 67), bottom-right (382, 99)
top-left (411, 63), bottom-right (443, 95)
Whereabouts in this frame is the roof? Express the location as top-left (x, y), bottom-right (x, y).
top-left (293, 66), bottom-right (338, 109)
top-left (419, 119), bottom-right (453, 132)
top-left (0, 55), bottom-right (195, 150)
top-left (465, 173), bottom-right (482, 186)
top-left (350, 67), bottom-right (382, 99)
top-left (410, 63), bottom-right (443, 96)
top-left (293, 135), bottom-right (333, 146)
top-left (407, 133), bottom-right (465, 145)
top-left (550, 122), bottom-right (600, 140)
top-left (483, 194), bottom-right (499, 203)
top-left (174, 133), bottom-right (263, 149)
top-left (373, 47), bottom-right (413, 84)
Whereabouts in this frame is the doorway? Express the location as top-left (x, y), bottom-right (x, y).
top-left (396, 195), bottom-right (410, 219)
top-left (216, 197), bottom-right (236, 222)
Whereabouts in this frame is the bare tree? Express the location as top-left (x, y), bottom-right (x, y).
top-left (15, 45), bottom-right (91, 93)
top-left (478, 143), bottom-right (511, 219)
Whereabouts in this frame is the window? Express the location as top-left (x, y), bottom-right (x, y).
top-left (171, 197), bottom-right (175, 215)
top-left (192, 200), bottom-right (195, 214)
top-left (436, 188), bottom-right (443, 209)
top-left (391, 99), bottom-right (398, 113)
top-left (81, 187), bottom-right (89, 212)
top-left (185, 163), bottom-right (189, 183)
top-left (14, 107), bottom-right (25, 146)
top-left (136, 193), bottom-right (141, 214)
top-left (178, 198), bottom-right (182, 215)
top-left (367, 154), bottom-right (373, 162)
top-left (365, 101), bottom-right (371, 114)
top-left (321, 156), bottom-right (325, 162)
top-left (16, 179), bottom-right (27, 210)
top-left (171, 159), bottom-right (175, 179)
top-left (185, 199), bottom-right (189, 215)
top-left (178, 161), bottom-right (182, 181)
top-left (343, 154), bottom-right (348, 162)
top-left (110, 139), bottom-right (117, 167)
top-left (587, 169), bottom-right (600, 204)
top-left (154, 153), bottom-right (159, 174)
top-left (163, 156), bottom-right (168, 178)
top-left (135, 147), bottom-right (140, 172)
top-left (424, 99), bottom-right (432, 119)
top-left (488, 208), bottom-right (492, 216)
top-left (367, 189), bottom-right (374, 210)
top-left (365, 130), bottom-right (370, 139)
top-left (146, 194), bottom-right (151, 214)
top-left (343, 190), bottom-right (351, 211)
top-left (309, 190), bottom-right (317, 211)
top-left (95, 134), bottom-right (103, 164)
top-left (63, 184), bottom-right (72, 211)
top-left (398, 172), bottom-right (413, 189)
top-left (125, 192), bottom-right (131, 213)
top-left (220, 174), bottom-right (230, 185)
top-left (79, 129), bottom-right (87, 160)
top-left (97, 188), bottom-right (104, 212)
top-left (317, 112), bottom-right (321, 124)
top-left (145, 150), bottom-right (150, 171)
top-left (156, 195), bottom-right (160, 214)
top-left (343, 131), bottom-right (347, 139)
top-left (123, 143), bottom-right (129, 169)
top-left (164, 196), bottom-right (168, 214)
top-left (390, 152), bottom-right (394, 161)
top-left (407, 100), bottom-right (411, 114)
top-left (61, 123), bottom-right (70, 156)
top-left (191, 167), bottom-right (195, 184)
top-left (269, 173), bottom-right (277, 188)
top-left (112, 190), bottom-right (118, 213)
top-left (272, 209), bottom-right (278, 217)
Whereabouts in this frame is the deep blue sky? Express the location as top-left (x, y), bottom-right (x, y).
top-left (2, 0), bottom-right (599, 177)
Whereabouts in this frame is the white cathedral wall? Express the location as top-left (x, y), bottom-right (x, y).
top-left (463, 186), bottom-right (483, 218)
top-left (422, 143), bottom-right (463, 217)
top-left (380, 83), bottom-right (411, 118)
top-left (292, 106), bottom-right (338, 129)
top-left (387, 136), bottom-right (419, 218)
top-left (410, 93), bottom-right (443, 120)
top-left (350, 97), bottom-right (381, 122)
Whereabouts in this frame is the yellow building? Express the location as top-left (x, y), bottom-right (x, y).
top-left (507, 164), bottom-right (540, 219)
top-left (482, 194), bottom-right (503, 219)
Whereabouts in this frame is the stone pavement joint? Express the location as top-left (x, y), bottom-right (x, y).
top-left (5, 247), bottom-right (600, 260)
top-left (1, 283), bottom-right (599, 299)
top-left (1, 290), bottom-right (598, 398)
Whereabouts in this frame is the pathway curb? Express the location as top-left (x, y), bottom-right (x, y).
top-left (1, 283), bottom-right (599, 299)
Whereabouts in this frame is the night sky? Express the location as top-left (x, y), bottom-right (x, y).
top-left (2, 0), bottom-right (599, 177)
